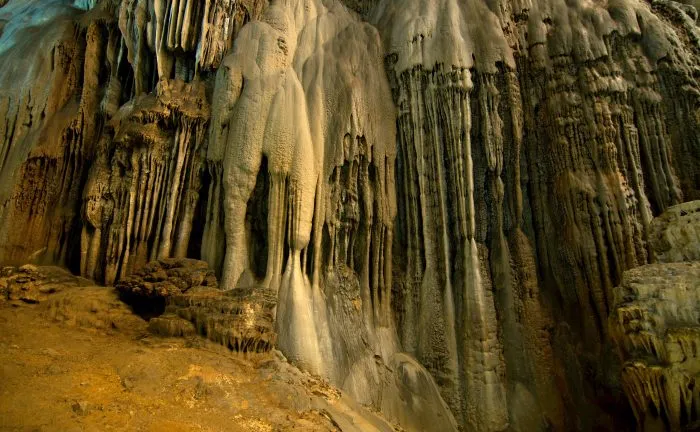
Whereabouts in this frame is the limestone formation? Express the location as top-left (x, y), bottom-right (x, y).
top-left (0, 0), bottom-right (699, 430)
top-left (149, 285), bottom-right (278, 354)
top-left (649, 200), bottom-right (700, 263)
top-left (373, 0), bottom-right (699, 428)
top-left (46, 285), bottom-right (147, 333)
top-left (0, 265), bottom-right (92, 304)
top-left (609, 201), bottom-right (700, 431)
top-left (115, 257), bottom-right (218, 300)
top-left (610, 261), bottom-right (700, 430)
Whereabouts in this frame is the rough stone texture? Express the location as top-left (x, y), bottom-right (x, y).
top-left (46, 285), bottom-right (147, 333)
top-left (115, 258), bottom-right (218, 299)
top-left (117, 258), bottom-right (277, 354)
top-left (0, 265), bottom-right (92, 304)
top-left (0, 293), bottom-right (403, 432)
top-left (0, 0), bottom-right (698, 430)
top-left (149, 286), bottom-right (278, 354)
top-left (374, 0), bottom-right (700, 429)
top-left (649, 200), bottom-right (700, 263)
top-left (609, 201), bottom-right (700, 430)
top-left (609, 262), bottom-right (700, 431)
top-left (0, 263), bottom-right (144, 332)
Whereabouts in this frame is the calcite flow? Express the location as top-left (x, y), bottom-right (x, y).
top-left (0, 0), bottom-right (698, 430)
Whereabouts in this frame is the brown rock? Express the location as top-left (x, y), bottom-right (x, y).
top-left (0, 266), bottom-right (91, 304)
top-left (649, 200), bottom-right (700, 263)
top-left (115, 258), bottom-right (218, 300)
top-left (609, 262), bottom-right (700, 431)
top-left (150, 286), bottom-right (277, 354)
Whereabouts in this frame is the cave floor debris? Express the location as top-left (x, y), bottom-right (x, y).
top-left (0, 289), bottom-right (391, 432)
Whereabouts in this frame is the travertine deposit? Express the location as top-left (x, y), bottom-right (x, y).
top-left (609, 201), bottom-right (700, 431)
top-left (610, 261), bottom-right (700, 431)
top-left (0, 0), bottom-right (698, 430)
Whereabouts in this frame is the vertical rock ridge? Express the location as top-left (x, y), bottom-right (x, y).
top-left (375, 0), bottom-right (699, 429)
top-left (81, 79), bottom-right (210, 284)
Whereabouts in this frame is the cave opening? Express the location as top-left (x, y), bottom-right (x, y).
top-left (118, 291), bottom-right (166, 321)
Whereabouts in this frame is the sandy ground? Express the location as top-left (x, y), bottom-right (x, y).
top-left (0, 291), bottom-right (341, 432)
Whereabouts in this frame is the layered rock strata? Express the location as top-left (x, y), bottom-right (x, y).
top-left (149, 286), bottom-right (278, 354)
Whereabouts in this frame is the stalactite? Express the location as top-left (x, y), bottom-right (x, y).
top-left (609, 223), bottom-right (700, 430)
top-left (374, 0), bottom-right (699, 429)
top-left (80, 79), bottom-right (210, 284)
top-left (118, 0), bottom-right (267, 91)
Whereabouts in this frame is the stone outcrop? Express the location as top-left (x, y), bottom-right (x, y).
top-left (0, 0), bottom-right (699, 430)
top-left (115, 257), bottom-right (218, 300)
top-left (0, 265), bottom-right (92, 304)
top-left (149, 286), bottom-right (277, 354)
top-left (0, 264), bottom-right (145, 332)
top-left (117, 257), bottom-right (276, 353)
top-left (609, 201), bottom-right (700, 431)
top-left (610, 261), bottom-right (700, 431)
top-left (649, 200), bottom-right (700, 263)
top-left (47, 285), bottom-right (147, 333)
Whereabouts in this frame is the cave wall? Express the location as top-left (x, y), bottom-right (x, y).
top-left (0, 0), bottom-right (698, 430)
top-left (375, 0), bottom-right (699, 428)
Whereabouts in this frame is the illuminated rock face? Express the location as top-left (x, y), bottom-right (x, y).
top-left (649, 200), bottom-right (700, 263)
top-left (0, 0), bottom-right (699, 430)
top-left (374, 1), bottom-right (699, 430)
top-left (610, 201), bottom-right (700, 431)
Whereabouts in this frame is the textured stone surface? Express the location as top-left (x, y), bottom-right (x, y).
top-left (609, 261), bottom-right (700, 431)
top-left (0, 0), bottom-right (698, 430)
top-left (47, 286), bottom-right (146, 333)
top-left (150, 286), bottom-right (277, 354)
top-left (1, 293), bottom-right (402, 432)
top-left (608, 203), bottom-right (700, 431)
top-left (649, 200), bottom-right (700, 263)
top-left (374, 0), bottom-right (700, 428)
top-left (0, 265), bottom-right (92, 304)
top-left (115, 258), bottom-right (217, 299)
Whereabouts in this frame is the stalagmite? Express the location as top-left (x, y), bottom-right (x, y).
top-left (202, 2), bottom-right (456, 429)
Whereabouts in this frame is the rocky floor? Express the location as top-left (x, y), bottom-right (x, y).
top-left (0, 268), bottom-right (396, 432)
